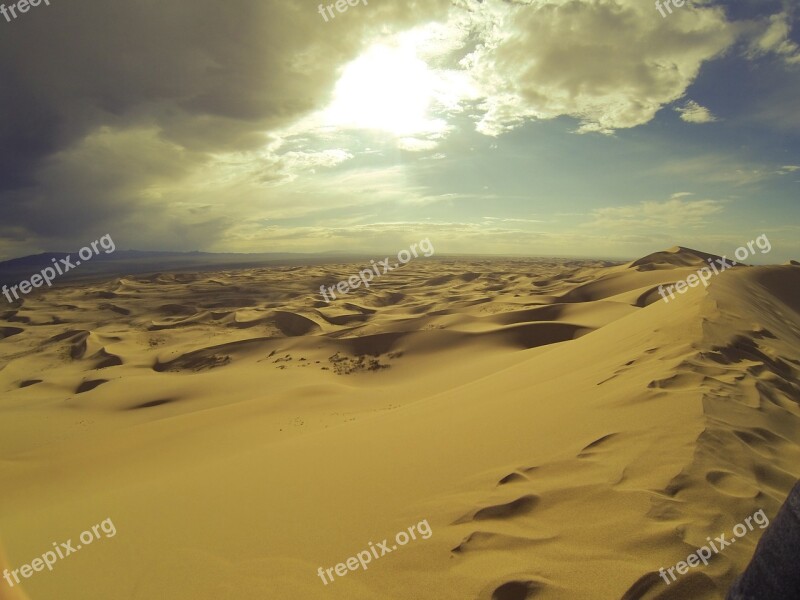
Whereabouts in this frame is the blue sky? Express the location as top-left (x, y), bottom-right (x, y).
top-left (0, 0), bottom-right (798, 261)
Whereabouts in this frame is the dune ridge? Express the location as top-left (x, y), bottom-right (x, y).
top-left (0, 251), bottom-right (797, 599)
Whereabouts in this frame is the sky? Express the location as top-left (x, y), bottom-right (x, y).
top-left (0, 0), bottom-right (798, 262)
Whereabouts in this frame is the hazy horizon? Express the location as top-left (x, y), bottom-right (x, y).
top-left (0, 245), bottom-right (790, 265)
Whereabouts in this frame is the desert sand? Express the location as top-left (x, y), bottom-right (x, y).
top-left (1, 248), bottom-right (798, 600)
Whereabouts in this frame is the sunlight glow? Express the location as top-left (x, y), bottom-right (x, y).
top-left (322, 43), bottom-right (446, 136)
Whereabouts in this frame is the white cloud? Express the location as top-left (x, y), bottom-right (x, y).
top-left (397, 138), bottom-right (440, 152)
top-left (748, 12), bottom-right (800, 66)
top-left (482, 217), bottom-right (544, 224)
top-left (658, 155), bottom-right (773, 186)
top-left (298, 0), bottom-right (740, 140)
top-left (676, 100), bottom-right (719, 123)
top-left (256, 148), bottom-right (354, 185)
top-left (586, 197), bottom-right (725, 230)
top-left (451, 0), bottom-right (735, 135)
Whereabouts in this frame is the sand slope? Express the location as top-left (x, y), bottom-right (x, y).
top-left (0, 252), bottom-right (798, 599)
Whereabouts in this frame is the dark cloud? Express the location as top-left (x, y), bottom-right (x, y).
top-left (0, 0), bottom-right (450, 251)
top-left (0, 0), bottom-right (795, 258)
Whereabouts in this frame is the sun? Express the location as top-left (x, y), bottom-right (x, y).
top-left (322, 43), bottom-right (445, 137)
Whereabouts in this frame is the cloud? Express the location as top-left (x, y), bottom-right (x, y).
top-left (747, 11), bottom-right (800, 66)
top-left (397, 138), bottom-right (441, 152)
top-left (453, 0), bottom-right (736, 135)
top-left (0, 127), bottom-right (208, 244)
top-left (258, 149), bottom-right (354, 184)
top-left (0, 0), bottom-right (791, 257)
top-left (586, 197), bottom-right (725, 230)
top-left (676, 100), bottom-right (719, 123)
top-left (0, 0), bottom-right (452, 249)
top-left (657, 155), bottom-right (774, 186)
top-left (482, 217), bottom-right (544, 224)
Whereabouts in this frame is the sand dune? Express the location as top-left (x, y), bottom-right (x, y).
top-left (0, 251), bottom-right (798, 599)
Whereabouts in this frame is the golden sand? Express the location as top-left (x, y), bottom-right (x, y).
top-left (1, 250), bottom-right (798, 599)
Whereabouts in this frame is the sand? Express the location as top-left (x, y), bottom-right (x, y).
top-left (1, 248), bottom-right (798, 599)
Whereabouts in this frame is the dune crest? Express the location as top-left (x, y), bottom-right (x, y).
top-left (628, 246), bottom-right (726, 271)
top-left (0, 254), bottom-right (797, 599)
